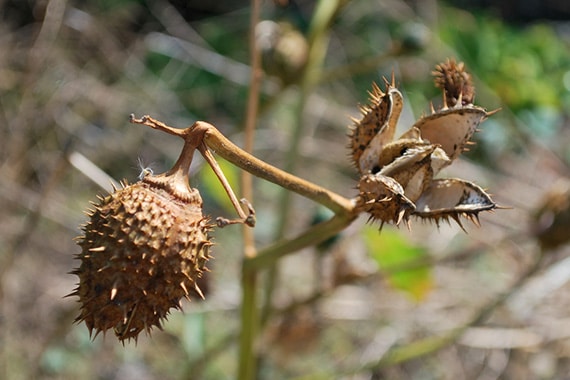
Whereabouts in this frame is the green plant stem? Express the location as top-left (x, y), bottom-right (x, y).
top-left (238, 266), bottom-right (258, 380)
top-left (246, 213), bottom-right (356, 271)
top-left (237, 1), bottom-right (262, 375)
top-left (239, 3), bottom-right (345, 377)
top-left (206, 4), bottom-right (350, 368)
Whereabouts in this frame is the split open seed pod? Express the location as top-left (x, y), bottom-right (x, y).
top-left (350, 60), bottom-right (499, 228)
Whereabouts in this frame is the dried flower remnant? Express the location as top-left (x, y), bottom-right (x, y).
top-left (433, 58), bottom-right (475, 107)
top-left (350, 60), bottom-right (498, 229)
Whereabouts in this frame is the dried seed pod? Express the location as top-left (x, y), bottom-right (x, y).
top-left (70, 122), bottom-right (213, 342)
top-left (348, 78), bottom-right (403, 174)
top-left (256, 20), bottom-right (309, 85)
top-left (356, 173), bottom-right (415, 228)
top-left (349, 61), bottom-right (499, 229)
top-left (413, 178), bottom-right (496, 229)
top-left (377, 143), bottom-right (436, 203)
top-left (433, 58), bottom-right (475, 107)
top-left (411, 105), bottom-right (488, 163)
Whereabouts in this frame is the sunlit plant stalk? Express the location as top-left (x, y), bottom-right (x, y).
top-left (238, 1), bottom-right (263, 376)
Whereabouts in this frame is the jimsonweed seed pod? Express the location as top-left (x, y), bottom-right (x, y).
top-left (70, 118), bottom-right (214, 342)
top-left (350, 60), bottom-right (497, 229)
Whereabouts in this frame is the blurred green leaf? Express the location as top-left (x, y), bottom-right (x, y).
top-left (198, 157), bottom-right (240, 213)
top-left (363, 227), bottom-right (433, 301)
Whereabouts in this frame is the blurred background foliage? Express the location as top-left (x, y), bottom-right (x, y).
top-left (1, 0), bottom-right (570, 379)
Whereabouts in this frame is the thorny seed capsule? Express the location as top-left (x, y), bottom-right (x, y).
top-left (69, 118), bottom-right (214, 342)
top-left (70, 175), bottom-right (212, 342)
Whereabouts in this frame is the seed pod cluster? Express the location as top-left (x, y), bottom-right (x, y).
top-left (350, 60), bottom-right (497, 229)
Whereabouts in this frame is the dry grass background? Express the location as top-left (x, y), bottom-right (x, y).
top-left (1, 0), bottom-right (570, 379)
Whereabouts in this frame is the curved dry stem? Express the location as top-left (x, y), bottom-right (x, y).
top-left (130, 113), bottom-right (188, 139)
top-left (130, 115), bottom-right (256, 227)
top-left (129, 115), bottom-right (356, 231)
top-left (199, 122), bottom-right (355, 215)
top-left (199, 144), bottom-right (256, 227)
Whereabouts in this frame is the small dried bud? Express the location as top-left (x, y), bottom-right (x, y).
top-left (433, 59), bottom-right (475, 107)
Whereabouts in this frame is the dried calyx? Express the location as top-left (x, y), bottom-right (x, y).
top-left (70, 116), bottom-right (254, 342)
top-left (433, 58), bottom-right (475, 107)
top-left (349, 60), bottom-right (499, 229)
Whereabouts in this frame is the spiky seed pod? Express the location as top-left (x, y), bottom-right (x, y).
top-left (356, 173), bottom-right (414, 228)
top-left (413, 178), bottom-right (496, 229)
top-left (349, 61), bottom-right (498, 229)
top-left (70, 130), bottom-right (213, 342)
top-left (433, 59), bottom-right (475, 107)
top-left (348, 80), bottom-right (404, 174)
